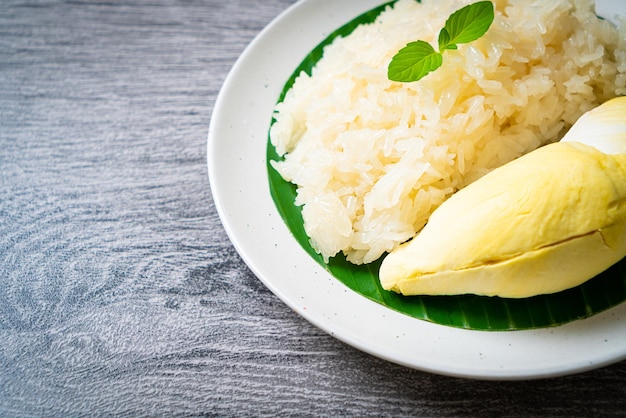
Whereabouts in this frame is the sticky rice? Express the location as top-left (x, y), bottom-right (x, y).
top-left (270, 0), bottom-right (626, 264)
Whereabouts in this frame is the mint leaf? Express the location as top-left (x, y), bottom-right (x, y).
top-left (438, 28), bottom-right (454, 51)
top-left (388, 40), bottom-right (443, 82)
top-left (388, 1), bottom-right (495, 82)
top-left (443, 1), bottom-right (494, 47)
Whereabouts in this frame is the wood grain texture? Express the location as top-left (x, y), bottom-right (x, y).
top-left (1, 0), bottom-right (626, 415)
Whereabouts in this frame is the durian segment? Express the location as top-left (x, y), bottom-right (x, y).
top-left (379, 141), bottom-right (626, 298)
top-left (561, 97), bottom-right (626, 155)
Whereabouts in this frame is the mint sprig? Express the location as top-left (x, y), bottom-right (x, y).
top-left (388, 1), bottom-right (495, 82)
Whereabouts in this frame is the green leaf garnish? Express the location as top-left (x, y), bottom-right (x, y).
top-left (442, 1), bottom-right (495, 48)
top-left (437, 28), bottom-right (453, 51)
top-left (388, 1), bottom-right (495, 82)
top-left (387, 41), bottom-right (443, 84)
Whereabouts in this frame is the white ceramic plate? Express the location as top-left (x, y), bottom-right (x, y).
top-left (208, 0), bottom-right (626, 379)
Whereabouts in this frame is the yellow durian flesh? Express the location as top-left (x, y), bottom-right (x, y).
top-left (380, 122), bottom-right (626, 298)
top-left (561, 97), bottom-right (626, 154)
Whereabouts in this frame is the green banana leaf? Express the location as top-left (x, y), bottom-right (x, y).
top-left (266, 1), bottom-right (626, 330)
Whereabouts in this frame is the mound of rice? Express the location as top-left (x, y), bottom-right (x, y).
top-left (270, 0), bottom-right (626, 265)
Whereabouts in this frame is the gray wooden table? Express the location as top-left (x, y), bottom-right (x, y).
top-left (2, 0), bottom-right (626, 415)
